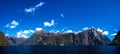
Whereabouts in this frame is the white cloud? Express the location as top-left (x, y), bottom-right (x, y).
top-left (35, 2), bottom-right (45, 8)
top-left (17, 32), bottom-right (22, 36)
top-left (17, 30), bottom-right (26, 38)
top-left (47, 29), bottom-right (60, 33)
top-left (82, 27), bottom-right (89, 30)
top-left (56, 30), bottom-right (60, 33)
top-left (10, 26), bottom-right (16, 29)
top-left (96, 28), bottom-right (109, 35)
top-left (36, 28), bottom-right (43, 31)
top-left (25, 2), bottom-right (45, 13)
top-left (60, 13), bottom-right (64, 18)
top-left (29, 30), bottom-right (35, 33)
top-left (75, 31), bottom-right (82, 34)
top-left (5, 34), bottom-right (10, 36)
top-left (64, 30), bottom-right (81, 34)
top-left (49, 29), bottom-right (60, 33)
top-left (65, 30), bottom-right (73, 33)
top-left (23, 30), bottom-right (30, 34)
top-left (25, 8), bottom-right (35, 13)
top-left (97, 28), bottom-right (103, 32)
top-left (17, 34), bottom-right (28, 38)
top-left (5, 20), bottom-right (19, 29)
top-left (44, 20), bottom-right (55, 27)
top-left (11, 20), bottom-right (19, 25)
top-left (16, 29), bottom-right (35, 38)
top-left (102, 31), bottom-right (109, 35)
top-left (111, 33), bottom-right (117, 36)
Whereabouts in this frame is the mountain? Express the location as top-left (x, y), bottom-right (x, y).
top-left (38, 28), bottom-right (110, 45)
top-left (0, 31), bottom-right (11, 46)
top-left (22, 30), bottom-right (48, 45)
top-left (5, 35), bottom-right (27, 45)
top-left (37, 33), bottom-right (80, 45)
top-left (22, 28), bottom-right (111, 45)
top-left (77, 28), bottom-right (110, 45)
top-left (110, 31), bottom-right (120, 45)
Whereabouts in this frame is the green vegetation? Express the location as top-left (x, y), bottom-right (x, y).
top-left (0, 31), bottom-right (11, 46)
top-left (110, 31), bottom-right (120, 45)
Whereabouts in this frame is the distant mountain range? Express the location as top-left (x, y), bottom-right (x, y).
top-left (1, 28), bottom-right (120, 46)
top-left (5, 35), bottom-right (27, 45)
top-left (0, 31), bottom-right (11, 46)
top-left (22, 28), bottom-right (111, 45)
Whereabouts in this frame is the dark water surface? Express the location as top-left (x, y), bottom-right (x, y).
top-left (0, 45), bottom-right (120, 54)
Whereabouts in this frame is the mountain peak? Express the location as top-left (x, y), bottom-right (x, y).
top-left (78, 28), bottom-right (110, 45)
top-left (35, 30), bottom-right (46, 35)
top-left (91, 28), bottom-right (96, 31)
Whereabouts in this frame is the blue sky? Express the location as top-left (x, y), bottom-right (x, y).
top-left (0, 0), bottom-right (120, 40)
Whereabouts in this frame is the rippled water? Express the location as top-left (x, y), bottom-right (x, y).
top-left (0, 45), bottom-right (120, 54)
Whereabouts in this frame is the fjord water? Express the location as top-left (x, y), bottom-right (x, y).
top-left (0, 45), bottom-right (120, 54)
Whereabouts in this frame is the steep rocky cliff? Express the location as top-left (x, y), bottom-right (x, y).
top-left (110, 31), bottom-right (120, 45)
top-left (0, 31), bottom-right (11, 46)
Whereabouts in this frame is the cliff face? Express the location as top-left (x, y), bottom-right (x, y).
top-left (37, 33), bottom-right (81, 45)
top-left (0, 31), bottom-right (11, 46)
top-left (22, 28), bottom-right (111, 45)
top-left (77, 28), bottom-right (110, 45)
top-left (22, 30), bottom-right (48, 45)
top-left (110, 31), bottom-right (120, 45)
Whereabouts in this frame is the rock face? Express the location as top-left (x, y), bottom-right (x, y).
top-left (110, 31), bottom-right (120, 45)
top-left (0, 31), bottom-right (11, 46)
top-left (5, 35), bottom-right (27, 45)
top-left (22, 28), bottom-right (111, 45)
top-left (22, 30), bottom-right (48, 45)
top-left (77, 28), bottom-right (110, 45)
top-left (38, 33), bottom-right (81, 45)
